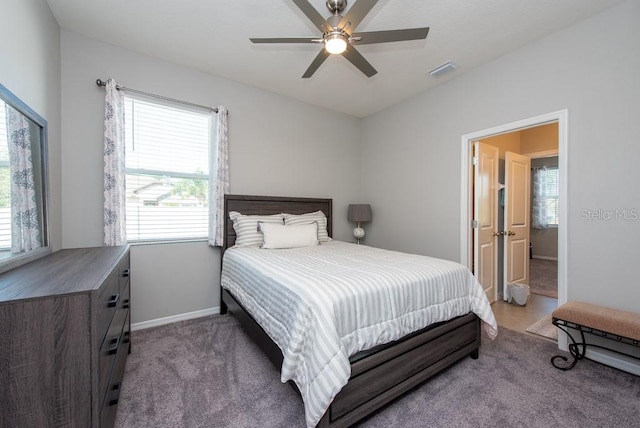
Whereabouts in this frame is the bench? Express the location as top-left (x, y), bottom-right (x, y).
top-left (551, 301), bottom-right (640, 371)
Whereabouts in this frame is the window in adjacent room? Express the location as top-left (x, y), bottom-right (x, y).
top-left (532, 166), bottom-right (559, 228)
top-left (543, 167), bottom-right (559, 226)
top-left (124, 95), bottom-right (211, 242)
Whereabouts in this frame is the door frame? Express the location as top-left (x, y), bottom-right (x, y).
top-left (460, 109), bottom-right (568, 307)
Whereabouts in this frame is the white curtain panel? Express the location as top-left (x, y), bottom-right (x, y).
top-left (6, 105), bottom-right (40, 252)
top-left (103, 79), bottom-right (127, 246)
top-left (208, 106), bottom-right (229, 247)
top-left (531, 167), bottom-right (548, 229)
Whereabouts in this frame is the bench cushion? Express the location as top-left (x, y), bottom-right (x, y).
top-left (553, 302), bottom-right (640, 341)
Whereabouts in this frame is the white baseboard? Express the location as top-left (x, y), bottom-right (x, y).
top-left (131, 307), bottom-right (220, 331)
top-left (532, 255), bottom-right (558, 261)
top-left (585, 349), bottom-right (640, 376)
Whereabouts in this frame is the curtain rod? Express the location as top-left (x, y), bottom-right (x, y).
top-left (95, 79), bottom-right (224, 114)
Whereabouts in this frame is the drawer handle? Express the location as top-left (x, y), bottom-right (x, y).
top-left (122, 331), bottom-right (131, 344)
top-left (107, 293), bottom-right (120, 308)
top-left (109, 382), bottom-right (121, 406)
top-left (108, 335), bottom-right (121, 355)
top-left (122, 269), bottom-right (130, 278)
top-left (122, 298), bottom-right (130, 309)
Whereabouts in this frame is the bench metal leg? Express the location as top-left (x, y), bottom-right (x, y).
top-left (551, 321), bottom-right (587, 371)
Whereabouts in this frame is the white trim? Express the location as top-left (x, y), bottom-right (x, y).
top-left (131, 307), bottom-right (220, 331)
top-left (585, 349), bottom-right (640, 376)
top-left (532, 255), bottom-right (558, 261)
top-left (527, 149), bottom-right (559, 159)
top-left (460, 109), bottom-right (569, 347)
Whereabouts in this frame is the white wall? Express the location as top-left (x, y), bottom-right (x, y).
top-left (60, 31), bottom-right (362, 323)
top-left (1, 0), bottom-right (62, 251)
top-left (361, 1), bottom-right (640, 313)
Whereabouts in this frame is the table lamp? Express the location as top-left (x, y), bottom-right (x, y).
top-left (347, 204), bottom-right (372, 244)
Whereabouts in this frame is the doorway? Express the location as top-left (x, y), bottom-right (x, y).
top-left (460, 110), bottom-right (567, 308)
top-left (474, 123), bottom-right (559, 302)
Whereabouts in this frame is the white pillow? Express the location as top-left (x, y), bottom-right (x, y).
top-left (260, 222), bottom-right (319, 249)
top-left (283, 211), bottom-right (330, 242)
top-left (229, 211), bottom-right (283, 247)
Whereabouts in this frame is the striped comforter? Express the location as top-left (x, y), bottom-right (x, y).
top-left (221, 241), bottom-right (498, 427)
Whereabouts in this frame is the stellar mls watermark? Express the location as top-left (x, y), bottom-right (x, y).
top-left (581, 208), bottom-right (639, 221)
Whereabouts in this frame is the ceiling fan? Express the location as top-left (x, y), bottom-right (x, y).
top-left (250, 0), bottom-right (429, 78)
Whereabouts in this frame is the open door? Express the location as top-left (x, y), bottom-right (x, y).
top-left (504, 151), bottom-right (531, 299)
top-left (473, 141), bottom-right (499, 303)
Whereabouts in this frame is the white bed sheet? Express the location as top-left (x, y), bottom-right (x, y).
top-left (221, 241), bottom-right (498, 427)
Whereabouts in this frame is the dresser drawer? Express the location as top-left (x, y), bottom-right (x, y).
top-left (97, 270), bottom-right (120, 344)
top-left (100, 310), bottom-right (130, 428)
top-left (98, 281), bottom-right (130, 404)
top-left (118, 252), bottom-right (130, 292)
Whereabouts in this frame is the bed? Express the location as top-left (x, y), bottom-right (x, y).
top-left (220, 194), bottom-right (497, 427)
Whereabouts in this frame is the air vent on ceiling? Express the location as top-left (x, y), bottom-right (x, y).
top-left (428, 60), bottom-right (457, 77)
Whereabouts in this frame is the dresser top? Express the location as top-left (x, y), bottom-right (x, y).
top-left (0, 245), bottom-right (129, 303)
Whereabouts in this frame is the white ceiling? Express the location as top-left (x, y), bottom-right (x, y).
top-left (46, 0), bottom-right (621, 117)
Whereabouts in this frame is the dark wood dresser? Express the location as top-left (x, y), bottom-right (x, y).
top-left (0, 245), bottom-right (131, 428)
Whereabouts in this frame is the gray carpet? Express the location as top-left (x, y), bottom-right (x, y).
top-left (115, 315), bottom-right (639, 428)
top-left (529, 258), bottom-right (558, 298)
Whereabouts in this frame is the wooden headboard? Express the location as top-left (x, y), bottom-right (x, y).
top-left (223, 194), bottom-right (333, 252)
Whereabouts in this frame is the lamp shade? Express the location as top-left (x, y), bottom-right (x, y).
top-left (348, 204), bottom-right (372, 222)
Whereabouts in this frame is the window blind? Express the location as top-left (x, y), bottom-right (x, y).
top-left (544, 167), bottom-right (559, 226)
top-left (0, 101), bottom-right (10, 249)
top-left (124, 95), bottom-right (212, 242)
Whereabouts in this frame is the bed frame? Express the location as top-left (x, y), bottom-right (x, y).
top-left (220, 194), bottom-right (481, 427)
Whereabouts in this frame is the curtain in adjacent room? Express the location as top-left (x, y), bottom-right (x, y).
top-left (6, 105), bottom-right (40, 252)
top-left (103, 78), bottom-right (127, 246)
top-left (532, 166), bottom-right (548, 229)
top-left (208, 106), bottom-right (229, 247)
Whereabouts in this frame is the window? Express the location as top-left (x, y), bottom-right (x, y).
top-left (532, 166), bottom-right (559, 228)
top-left (543, 167), bottom-right (559, 226)
top-left (0, 101), bottom-right (10, 249)
top-left (124, 95), bottom-right (212, 242)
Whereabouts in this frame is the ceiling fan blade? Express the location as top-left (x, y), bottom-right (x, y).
top-left (292, 0), bottom-right (333, 33)
top-left (250, 37), bottom-right (320, 44)
top-left (351, 27), bottom-right (430, 45)
top-left (302, 49), bottom-right (331, 78)
top-left (338, 0), bottom-right (379, 33)
top-left (342, 46), bottom-right (377, 77)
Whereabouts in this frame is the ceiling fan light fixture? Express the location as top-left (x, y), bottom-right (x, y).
top-left (249, 0), bottom-right (429, 78)
top-left (325, 33), bottom-right (348, 54)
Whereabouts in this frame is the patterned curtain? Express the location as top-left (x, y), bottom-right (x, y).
top-left (6, 105), bottom-right (40, 252)
top-left (208, 106), bottom-right (229, 247)
top-left (531, 167), bottom-right (548, 229)
top-left (103, 79), bottom-right (127, 246)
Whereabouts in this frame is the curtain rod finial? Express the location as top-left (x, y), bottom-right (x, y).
top-left (96, 79), bottom-right (105, 87)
